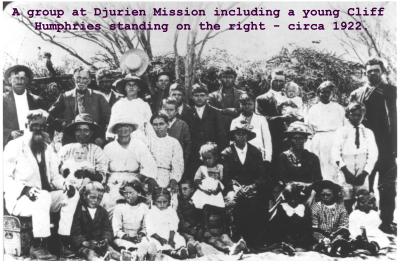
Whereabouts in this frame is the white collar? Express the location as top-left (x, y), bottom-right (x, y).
top-left (281, 203), bottom-right (305, 217)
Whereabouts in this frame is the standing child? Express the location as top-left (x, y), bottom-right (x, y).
top-left (332, 102), bottom-right (378, 213)
top-left (145, 188), bottom-right (189, 259)
top-left (192, 142), bottom-right (225, 209)
top-left (112, 181), bottom-right (157, 260)
top-left (71, 182), bottom-right (119, 260)
top-left (349, 189), bottom-right (391, 255)
top-left (311, 180), bottom-right (353, 257)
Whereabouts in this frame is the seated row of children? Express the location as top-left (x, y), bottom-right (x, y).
top-left (268, 180), bottom-right (392, 257)
top-left (70, 175), bottom-right (392, 260)
top-left (70, 178), bottom-right (246, 261)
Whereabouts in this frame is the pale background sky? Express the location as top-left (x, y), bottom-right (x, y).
top-left (2, 1), bottom-right (397, 68)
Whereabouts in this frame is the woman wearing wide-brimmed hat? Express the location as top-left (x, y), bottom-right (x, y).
top-left (102, 112), bottom-right (158, 216)
top-left (106, 74), bottom-right (155, 145)
top-left (276, 121), bottom-right (323, 185)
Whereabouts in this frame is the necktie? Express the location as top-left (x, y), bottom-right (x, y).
top-left (355, 126), bottom-right (360, 149)
top-left (76, 93), bottom-right (87, 114)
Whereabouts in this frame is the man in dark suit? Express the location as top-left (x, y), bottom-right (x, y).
top-left (3, 65), bottom-right (45, 146)
top-left (350, 58), bottom-right (397, 235)
top-left (49, 67), bottom-right (111, 146)
top-left (95, 68), bottom-right (121, 108)
top-left (169, 83), bottom-right (192, 125)
top-left (162, 97), bottom-right (192, 165)
top-left (185, 84), bottom-right (227, 179)
top-left (221, 123), bottom-right (271, 252)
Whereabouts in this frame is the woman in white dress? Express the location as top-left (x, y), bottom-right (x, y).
top-left (305, 81), bottom-right (345, 182)
top-left (107, 74), bottom-right (155, 145)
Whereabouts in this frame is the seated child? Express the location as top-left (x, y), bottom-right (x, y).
top-left (202, 205), bottom-right (247, 255)
top-left (71, 181), bottom-right (120, 260)
top-left (268, 182), bottom-right (313, 255)
top-left (60, 148), bottom-right (93, 186)
top-left (145, 188), bottom-right (189, 259)
top-left (112, 180), bottom-right (157, 260)
top-left (177, 180), bottom-right (204, 258)
top-left (192, 142), bottom-right (225, 209)
top-left (311, 180), bottom-right (353, 257)
top-left (349, 189), bottom-right (391, 255)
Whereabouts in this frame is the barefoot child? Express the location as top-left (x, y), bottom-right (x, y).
top-left (311, 180), bottom-right (353, 257)
top-left (349, 189), bottom-right (391, 255)
top-left (112, 181), bottom-right (157, 260)
top-left (145, 188), bottom-right (189, 259)
top-left (71, 182), bottom-right (119, 260)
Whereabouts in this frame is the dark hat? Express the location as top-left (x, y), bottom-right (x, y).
top-left (112, 74), bottom-right (146, 96)
top-left (312, 180), bottom-right (342, 195)
top-left (4, 65), bottom-right (34, 85)
top-left (219, 66), bottom-right (237, 78)
top-left (191, 83), bottom-right (208, 95)
top-left (228, 120), bottom-right (256, 141)
top-left (64, 113), bottom-right (100, 138)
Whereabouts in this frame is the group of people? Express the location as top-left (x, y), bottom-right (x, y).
top-left (2, 56), bottom-right (396, 260)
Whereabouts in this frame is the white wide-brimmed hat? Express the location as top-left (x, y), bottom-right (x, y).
top-left (120, 49), bottom-right (150, 76)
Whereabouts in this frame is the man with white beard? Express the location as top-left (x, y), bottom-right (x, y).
top-left (3, 110), bottom-right (76, 260)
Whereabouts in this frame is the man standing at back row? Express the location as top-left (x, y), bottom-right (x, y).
top-left (350, 58), bottom-right (397, 235)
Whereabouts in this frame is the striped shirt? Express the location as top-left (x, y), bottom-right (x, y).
top-left (311, 201), bottom-right (349, 241)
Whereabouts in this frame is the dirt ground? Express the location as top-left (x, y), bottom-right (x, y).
top-left (4, 239), bottom-right (397, 261)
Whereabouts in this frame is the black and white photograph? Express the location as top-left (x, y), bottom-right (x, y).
top-left (1, 0), bottom-right (398, 261)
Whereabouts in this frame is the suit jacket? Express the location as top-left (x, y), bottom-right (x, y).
top-left (168, 118), bottom-right (191, 163)
top-left (221, 143), bottom-right (270, 196)
top-left (71, 203), bottom-right (113, 249)
top-left (3, 90), bottom-right (45, 146)
top-left (106, 91), bottom-right (122, 108)
top-left (3, 134), bottom-right (65, 212)
top-left (350, 83), bottom-right (397, 159)
top-left (48, 88), bottom-right (111, 134)
top-left (177, 103), bottom-right (192, 126)
top-left (186, 104), bottom-right (227, 153)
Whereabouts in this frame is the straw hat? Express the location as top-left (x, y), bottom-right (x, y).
top-left (120, 49), bottom-right (150, 76)
top-left (228, 120), bottom-right (256, 141)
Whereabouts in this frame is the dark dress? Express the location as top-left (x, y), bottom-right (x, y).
top-left (221, 143), bottom-right (272, 247)
top-left (268, 203), bottom-right (313, 248)
top-left (276, 149), bottom-right (323, 185)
